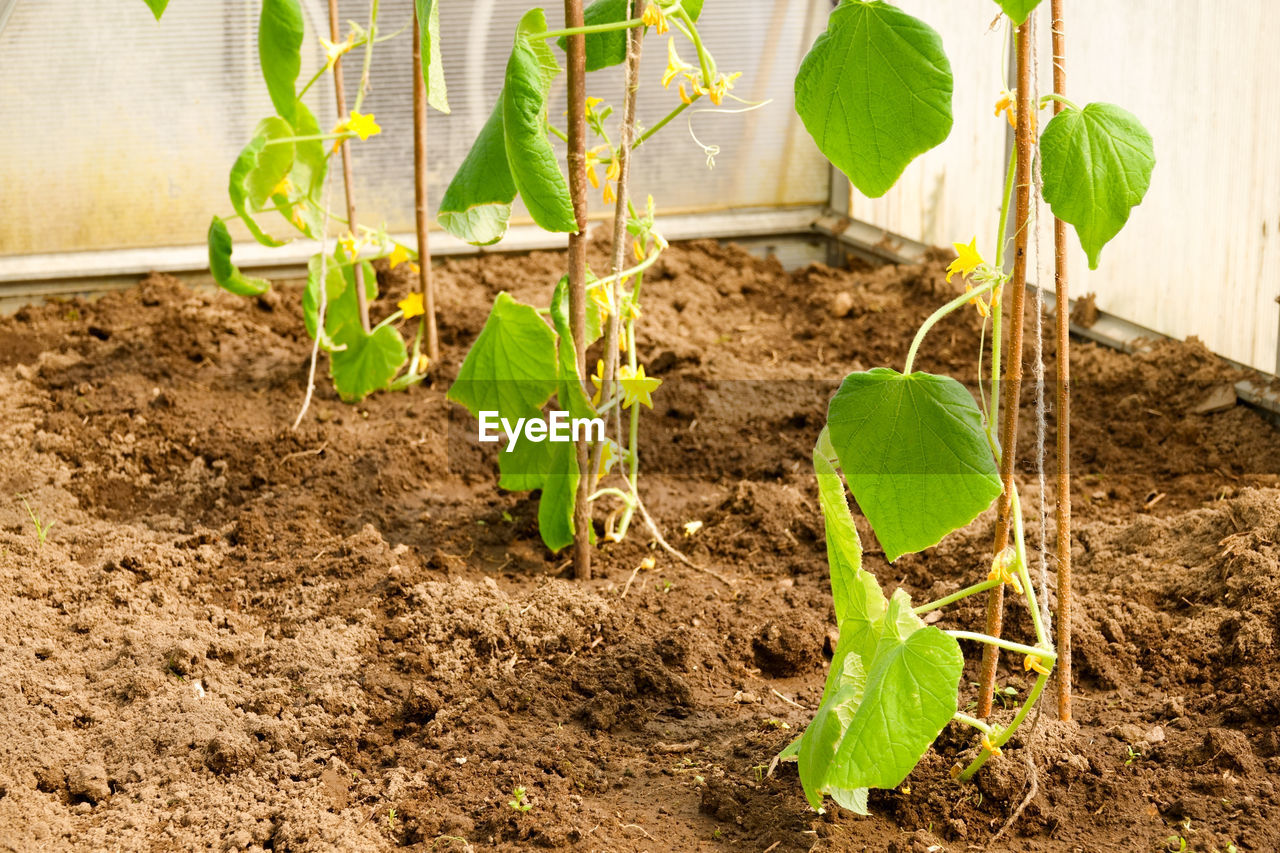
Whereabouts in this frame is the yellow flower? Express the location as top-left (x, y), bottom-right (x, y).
top-left (662, 38), bottom-right (692, 89)
top-left (398, 292), bottom-right (425, 319)
top-left (388, 243), bottom-right (414, 269)
top-left (338, 111), bottom-right (381, 141)
top-left (590, 359), bottom-right (605, 406)
top-left (945, 237), bottom-right (985, 283)
top-left (589, 283), bottom-right (612, 316)
top-left (338, 231), bottom-right (363, 260)
top-left (321, 35), bottom-right (356, 71)
top-left (585, 96), bottom-right (603, 117)
top-left (606, 157), bottom-right (621, 183)
top-left (980, 734), bottom-right (1003, 758)
top-left (416, 353), bottom-right (431, 374)
top-left (678, 81), bottom-right (694, 105)
top-left (986, 546), bottom-right (1023, 594)
top-left (642, 3), bottom-right (668, 34)
top-left (270, 175), bottom-right (294, 198)
top-left (618, 364), bottom-right (660, 409)
top-left (633, 238), bottom-right (645, 262)
top-left (1023, 654), bottom-right (1051, 677)
top-left (603, 183), bottom-right (616, 204)
top-left (994, 92), bottom-right (1016, 128)
top-left (622, 300), bottom-right (641, 322)
top-left (708, 72), bottom-right (741, 106)
top-left (596, 439), bottom-right (618, 478)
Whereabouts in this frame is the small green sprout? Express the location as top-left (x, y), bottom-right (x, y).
top-left (385, 807), bottom-right (399, 835)
top-left (507, 786), bottom-right (532, 813)
top-left (1125, 745), bottom-right (1143, 766)
top-left (18, 494), bottom-right (54, 546)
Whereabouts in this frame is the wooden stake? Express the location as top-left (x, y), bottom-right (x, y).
top-left (327, 0), bottom-right (370, 333)
top-left (1051, 0), bottom-right (1073, 723)
top-left (564, 0), bottom-right (592, 581)
top-left (411, 15), bottom-right (439, 363)
top-left (976, 18), bottom-right (1034, 719)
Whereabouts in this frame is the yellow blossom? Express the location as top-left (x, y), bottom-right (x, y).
top-left (603, 182), bottom-right (616, 204)
top-left (981, 734), bottom-right (1003, 758)
top-left (708, 71), bottom-right (741, 106)
top-left (596, 440), bottom-right (618, 478)
top-left (618, 364), bottom-right (660, 409)
top-left (945, 237), bottom-right (984, 283)
top-left (321, 35), bottom-right (356, 71)
top-left (270, 175), bottom-right (294, 198)
top-left (416, 353), bottom-right (431, 374)
top-left (1024, 654), bottom-right (1051, 677)
top-left (337, 111), bottom-right (381, 141)
top-left (994, 92), bottom-right (1016, 128)
top-left (633, 238), bottom-right (645, 262)
top-left (590, 359), bottom-right (605, 406)
top-left (388, 243), bottom-right (414, 269)
top-left (986, 547), bottom-right (1023, 594)
top-left (397, 292), bottom-right (425, 319)
top-left (662, 38), bottom-right (692, 89)
top-left (338, 232), bottom-right (363, 260)
top-left (642, 3), bottom-right (668, 34)
top-left (589, 283), bottom-right (612, 316)
top-left (678, 81), bottom-right (694, 105)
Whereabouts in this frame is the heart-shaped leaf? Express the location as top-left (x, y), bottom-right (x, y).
top-left (207, 217), bottom-right (270, 297)
top-left (499, 434), bottom-right (580, 553)
top-left (229, 117), bottom-right (296, 248)
top-left (141, 0), bottom-right (170, 21)
top-left (448, 293), bottom-right (559, 421)
top-left (258, 0), bottom-right (305, 125)
top-left (994, 0), bottom-right (1043, 25)
top-left (795, 1), bottom-right (953, 198)
top-left (827, 368), bottom-right (1000, 562)
top-left (330, 324), bottom-right (408, 403)
top-left (438, 100), bottom-right (517, 245)
top-left (1040, 102), bottom-right (1155, 269)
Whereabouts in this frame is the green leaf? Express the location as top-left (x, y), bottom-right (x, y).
top-left (1039, 102), bottom-right (1155, 270)
top-left (827, 369), bottom-right (1000, 562)
top-left (994, 0), bottom-right (1043, 25)
top-left (330, 325), bottom-right (409, 403)
top-left (229, 117), bottom-right (296, 248)
top-left (272, 102), bottom-right (327, 238)
top-left (302, 253), bottom-right (359, 352)
top-left (828, 591), bottom-right (963, 791)
top-left (207, 217), bottom-right (270, 297)
top-left (499, 434), bottom-right (580, 553)
top-left (448, 293), bottom-right (559, 421)
top-left (795, 1), bottom-right (953, 198)
top-left (415, 0), bottom-right (450, 113)
top-left (549, 276), bottom-right (599, 422)
top-left (504, 10), bottom-right (578, 234)
top-left (560, 0), bottom-right (703, 71)
top-left (259, 0), bottom-right (305, 125)
top-left (438, 100), bottom-right (517, 245)
top-left (141, 0), bottom-right (170, 21)
top-left (813, 428), bottom-right (883, 663)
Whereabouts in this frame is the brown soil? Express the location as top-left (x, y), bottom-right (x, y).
top-left (0, 238), bottom-right (1278, 852)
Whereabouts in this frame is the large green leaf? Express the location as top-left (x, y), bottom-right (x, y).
top-left (207, 217), bottom-right (270, 297)
top-left (994, 0), bottom-right (1043, 24)
top-left (302, 253), bottom-right (371, 352)
top-left (549, 277), bottom-right (599, 422)
top-left (559, 0), bottom-right (704, 71)
top-left (1040, 102), bottom-right (1155, 270)
top-left (824, 590), bottom-right (963, 791)
top-left (141, 0), bottom-right (170, 21)
top-left (272, 102), bottom-right (327, 238)
top-left (827, 369), bottom-right (1000, 562)
top-left (438, 100), bottom-right (517, 245)
top-left (229, 117), bottom-right (296, 247)
top-left (794, 1), bottom-right (953, 198)
top-left (415, 0), bottom-right (450, 113)
top-left (813, 428), bottom-right (883, 662)
top-left (504, 10), bottom-right (577, 234)
top-left (499, 433), bottom-right (580, 553)
top-left (259, 0), bottom-right (305, 125)
top-left (448, 293), bottom-right (559, 420)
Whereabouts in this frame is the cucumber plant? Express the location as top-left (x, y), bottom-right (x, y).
top-left (781, 0), bottom-right (1154, 811)
top-left (143, 0), bottom-right (448, 404)
top-left (440, 0), bottom-right (740, 571)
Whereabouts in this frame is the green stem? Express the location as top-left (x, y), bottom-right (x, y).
top-left (903, 277), bottom-right (1001, 374)
top-left (1010, 485), bottom-right (1048, 647)
top-left (957, 668), bottom-right (1051, 781)
top-left (945, 631), bottom-right (1054, 662)
top-left (549, 124), bottom-right (569, 143)
top-left (671, 9), bottom-right (714, 85)
top-left (537, 18), bottom-right (643, 40)
top-left (594, 248), bottom-right (662, 291)
top-left (953, 712), bottom-right (995, 736)
top-left (1039, 93), bottom-right (1080, 112)
top-left (264, 132), bottom-right (355, 146)
top-left (913, 577), bottom-right (1001, 616)
top-left (588, 487), bottom-right (635, 504)
top-left (297, 63), bottom-right (331, 101)
top-left (988, 145), bottom-right (1017, 439)
top-left (352, 0), bottom-right (380, 115)
top-left (633, 100), bottom-right (697, 149)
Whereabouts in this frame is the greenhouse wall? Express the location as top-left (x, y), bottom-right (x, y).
top-left (849, 0), bottom-right (1280, 374)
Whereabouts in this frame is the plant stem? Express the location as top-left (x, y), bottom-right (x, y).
top-left (537, 18), bottom-right (643, 40)
top-left (591, 8), bottom-right (644, 493)
top-left (946, 631), bottom-right (1054, 662)
top-left (1038, 92), bottom-right (1079, 111)
top-left (351, 0), bottom-right (380, 115)
top-left (1051, 0), bottom-right (1073, 723)
top-left (1010, 486), bottom-right (1048, 647)
top-left (988, 140), bottom-right (1017, 443)
top-left (913, 577), bottom-right (1000, 616)
top-left (564, 0), bottom-right (593, 581)
top-left (903, 277), bottom-right (1001, 375)
top-left (327, 0), bottom-right (370, 333)
top-left (411, 14), bottom-right (439, 363)
top-left (958, 668), bottom-right (1051, 781)
top-left (976, 19), bottom-right (1034, 720)
top-left (953, 712), bottom-right (995, 736)
top-left (548, 124), bottom-right (569, 143)
top-left (633, 99), bottom-right (698, 149)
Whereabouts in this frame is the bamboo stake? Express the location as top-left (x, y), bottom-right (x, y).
top-left (411, 15), bottom-right (439, 363)
top-left (564, 0), bottom-right (592, 581)
top-left (1051, 0), bottom-right (1073, 723)
top-left (976, 18), bottom-right (1034, 719)
top-left (327, 0), bottom-right (370, 333)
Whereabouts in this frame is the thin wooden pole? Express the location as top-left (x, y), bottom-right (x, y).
top-left (1051, 0), bottom-right (1073, 723)
top-left (976, 18), bottom-right (1034, 719)
top-left (411, 16), bottom-right (439, 363)
top-left (564, 0), bottom-right (592, 581)
top-left (327, 0), bottom-right (370, 333)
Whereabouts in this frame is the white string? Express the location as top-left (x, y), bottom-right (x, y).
top-left (293, 169), bottom-right (335, 431)
top-left (1028, 11), bottom-right (1053, 637)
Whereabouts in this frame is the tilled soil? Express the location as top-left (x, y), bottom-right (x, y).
top-left (0, 239), bottom-right (1278, 852)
